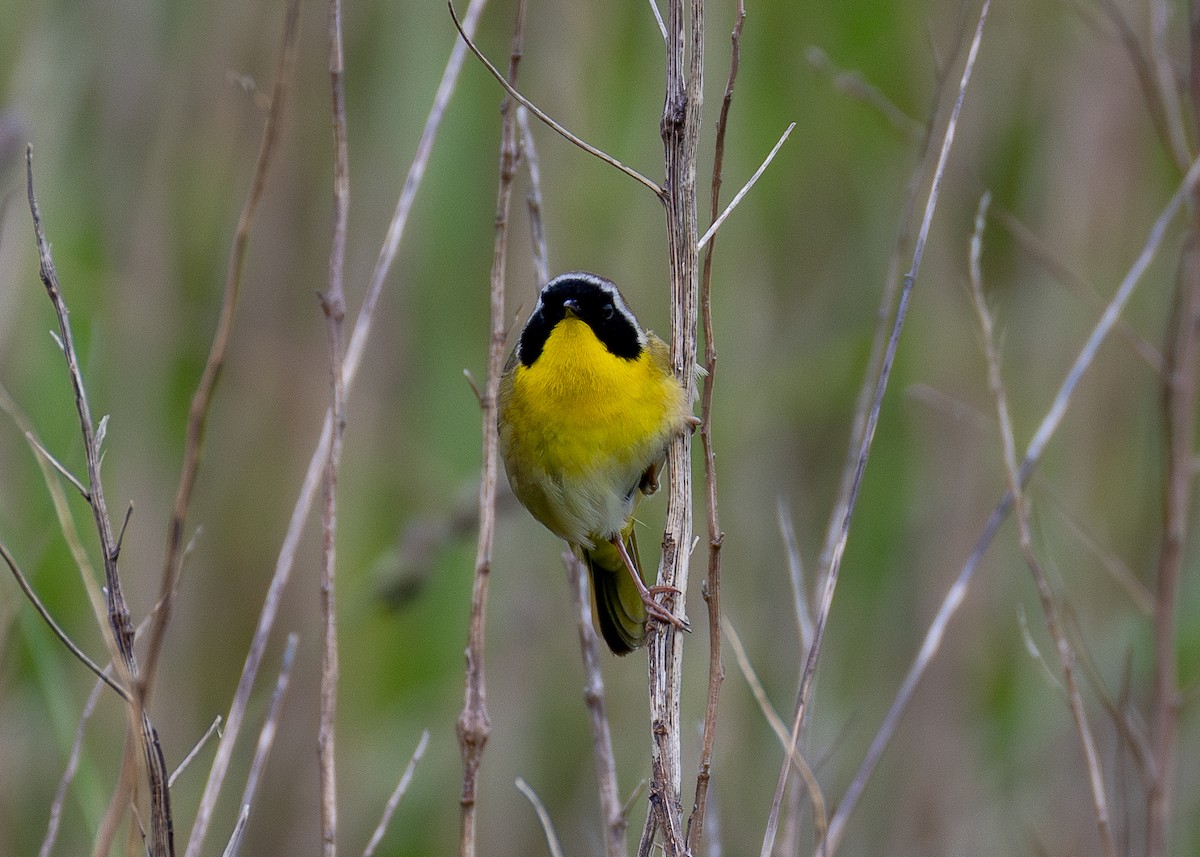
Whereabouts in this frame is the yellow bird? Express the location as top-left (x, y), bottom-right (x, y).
top-left (498, 272), bottom-right (692, 654)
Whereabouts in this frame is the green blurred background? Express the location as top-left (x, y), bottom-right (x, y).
top-left (2, 0), bottom-right (1198, 854)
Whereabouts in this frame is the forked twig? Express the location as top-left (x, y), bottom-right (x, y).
top-left (27, 147), bottom-right (175, 857)
top-left (1, 541), bottom-right (129, 701)
top-left (967, 192), bottom-right (1115, 857)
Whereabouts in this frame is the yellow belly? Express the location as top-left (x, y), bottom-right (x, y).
top-left (499, 318), bottom-right (687, 545)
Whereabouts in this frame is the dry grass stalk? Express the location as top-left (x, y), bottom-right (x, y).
top-left (456, 3), bottom-right (528, 854)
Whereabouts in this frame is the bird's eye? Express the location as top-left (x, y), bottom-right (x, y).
top-left (601, 302), bottom-right (615, 320)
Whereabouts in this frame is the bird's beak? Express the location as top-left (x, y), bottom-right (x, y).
top-left (562, 299), bottom-right (581, 318)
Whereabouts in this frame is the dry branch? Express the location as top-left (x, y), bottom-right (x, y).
top-left (457, 3), bottom-right (527, 854)
top-left (641, 0), bottom-right (704, 853)
top-left (27, 148), bottom-right (175, 857)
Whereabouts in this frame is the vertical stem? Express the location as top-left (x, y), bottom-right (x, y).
top-left (645, 0), bottom-right (702, 853)
top-left (318, 0), bottom-right (350, 851)
top-left (1147, 209), bottom-right (1199, 857)
top-left (457, 3), bottom-right (525, 854)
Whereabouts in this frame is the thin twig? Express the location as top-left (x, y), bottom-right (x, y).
top-left (0, 386), bottom-right (109, 647)
top-left (805, 46), bottom-right (922, 138)
top-left (40, 677), bottom-right (105, 857)
top-left (183, 5), bottom-right (488, 854)
top-left (1146, 153), bottom-right (1200, 857)
top-left (778, 500), bottom-right (814, 652)
top-left (515, 778), bottom-right (567, 857)
top-left (686, 1), bottom-right (741, 849)
top-left (722, 616), bottom-right (828, 842)
top-left (28, 147), bottom-right (175, 857)
top-left (362, 730), bottom-right (431, 857)
top-left (457, 3), bottom-right (526, 854)
top-left (696, 121), bottom-right (793, 251)
top-left (819, 137), bottom-right (1200, 857)
top-left (967, 191), bottom-right (1116, 857)
top-left (219, 806), bottom-right (250, 857)
top-left (224, 634), bottom-right (299, 857)
top-left (1, 541), bottom-right (129, 701)
top-left (516, 106), bottom-right (550, 288)
top-left (448, 1), bottom-right (664, 200)
top-left (26, 432), bottom-right (90, 499)
top-left (316, 0), bottom-right (351, 851)
top-left (169, 717), bottom-right (224, 789)
top-left (564, 552), bottom-right (626, 857)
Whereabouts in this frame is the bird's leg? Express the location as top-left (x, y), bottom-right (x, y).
top-left (610, 536), bottom-right (688, 631)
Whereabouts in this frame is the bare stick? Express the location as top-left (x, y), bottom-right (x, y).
top-left (516, 106), bottom-right (550, 288)
top-left (641, 0), bottom-right (704, 853)
top-left (40, 677), bottom-right (105, 857)
top-left (219, 806), bottom-right (250, 857)
top-left (457, 4), bottom-right (526, 855)
top-left (26, 432), bottom-right (90, 499)
top-left (1146, 166), bottom-right (1200, 857)
top-left (142, 0), bottom-right (300, 702)
top-left (819, 138), bottom-right (1200, 857)
top-left (762, 6), bottom-right (992, 857)
top-left (564, 552), bottom-right (627, 857)
top-left (0, 386), bottom-right (110, 645)
top-left (224, 634), bottom-right (299, 857)
top-left (448, 1), bottom-right (664, 200)
top-left (362, 730), bottom-right (431, 857)
top-left (696, 121), bottom-right (793, 251)
top-left (1, 541), bottom-right (129, 701)
top-left (315, 0), bottom-right (352, 851)
top-left (967, 192), bottom-right (1115, 857)
top-left (686, 2), bottom-right (741, 849)
top-left (515, 779), bottom-right (567, 857)
top-left (28, 147), bottom-right (175, 857)
top-left (183, 6), bottom-right (489, 854)
top-left (722, 616), bottom-right (828, 840)
top-left (169, 717), bottom-right (223, 789)
top-left (778, 501), bottom-right (814, 651)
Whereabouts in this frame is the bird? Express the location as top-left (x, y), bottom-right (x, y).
top-left (498, 271), bottom-right (693, 654)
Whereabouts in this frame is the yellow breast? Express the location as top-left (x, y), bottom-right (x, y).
top-left (503, 318), bottom-right (683, 479)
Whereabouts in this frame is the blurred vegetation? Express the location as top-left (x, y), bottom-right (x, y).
top-left (2, 0), bottom-right (1199, 855)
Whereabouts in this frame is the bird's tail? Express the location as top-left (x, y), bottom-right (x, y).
top-left (583, 527), bottom-right (648, 655)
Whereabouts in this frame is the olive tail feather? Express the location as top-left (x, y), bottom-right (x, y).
top-left (582, 532), bottom-right (648, 655)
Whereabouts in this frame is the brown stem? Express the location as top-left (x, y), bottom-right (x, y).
top-left (1146, 207), bottom-right (1200, 857)
top-left (317, 0), bottom-right (351, 851)
top-left (685, 0), bottom-right (741, 851)
top-left (457, 3), bottom-right (526, 854)
top-left (27, 148), bottom-right (175, 857)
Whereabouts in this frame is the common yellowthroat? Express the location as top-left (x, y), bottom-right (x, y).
top-left (498, 272), bottom-right (692, 654)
